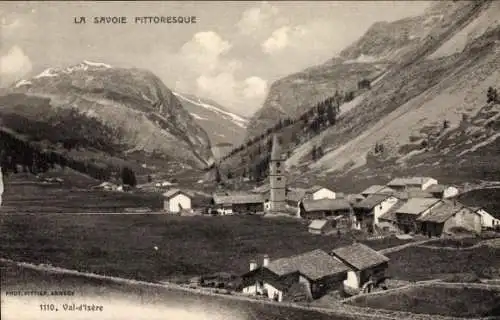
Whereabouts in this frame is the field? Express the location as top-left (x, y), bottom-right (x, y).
top-left (1, 174), bottom-right (164, 213)
top-left (0, 262), bottom-right (375, 320)
top-left (346, 284), bottom-right (500, 318)
top-left (386, 245), bottom-right (500, 281)
top-left (0, 213), bottom-right (362, 282)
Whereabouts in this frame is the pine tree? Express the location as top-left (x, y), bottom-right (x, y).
top-left (312, 145), bottom-right (317, 161)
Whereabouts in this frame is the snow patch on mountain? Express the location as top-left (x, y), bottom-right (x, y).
top-left (343, 54), bottom-right (379, 64)
top-left (34, 68), bottom-right (59, 79)
top-left (173, 92), bottom-right (248, 128)
top-left (15, 79), bottom-right (32, 88)
top-left (33, 61), bottom-right (112, 79)
top-left (190, 113), bottom-right (208, 121)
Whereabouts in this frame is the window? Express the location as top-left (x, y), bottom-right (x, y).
top-left (277, 170), bottom-right (281, 174)
top-left (277, 177), bottom-right (282, 181)
top-left (276, 162), bottom-right (281, 168)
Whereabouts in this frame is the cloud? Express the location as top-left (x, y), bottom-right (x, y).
top-left (262, 20), bottom-right (337, 56)
top-left (179, 31), bottom-right (232, 73)
top-left (173, 31), bottom-right (267, 115)
top-left (242, 76), bottom-right (268, 99)
top-left (236, 2), bottom-right (282, 37)
top-left (0, 46), bottom-right (32, 86)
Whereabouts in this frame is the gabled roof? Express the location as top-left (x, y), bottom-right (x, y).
top-left (396, 198), bottom-right (441, 215)
top-left (212, 193), bottom-right (264, 205)
top-left (387, 177), bottom-right (435, 187)
top-left (354, 194), bottom-right (394, 210)
top-left (163, 188), bottom-right (190, 199)
top-left (361, 185), bottom-right (385, 195)
top-left (417, 200), bottom-right (473, 223)
top-left (331, 242), bottom-right (389, 271)
top-left (379, 201), bottom-right (405, 222)
top-left (308, 219), bottom-right (328, 230)
top-left (426, 184), bottom-right (453, 193)
top-left (266, 249), bottom-right (348, 280)
top-left (301, 198), bottom-right (352, 212)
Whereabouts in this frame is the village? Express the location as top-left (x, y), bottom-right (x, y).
top-left (84, 135), bottom-right (500, 307)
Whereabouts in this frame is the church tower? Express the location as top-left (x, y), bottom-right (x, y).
top-left (269, 135), bottom-right (286, 213)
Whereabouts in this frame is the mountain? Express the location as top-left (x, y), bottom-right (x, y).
top-left (245, 1), bottom-right (493, 139)
top-left (0, 61), bottom-right (214, 175)
top-left (223, 0), bottom-right (500, 190)
top-left (173, 92), bottom-right (248, 155)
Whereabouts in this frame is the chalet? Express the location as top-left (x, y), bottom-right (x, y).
top-left (360, 185), bottom-right (385, 198)
top-left (305, 185), bottom-right (337, 200)
top-left (352, 195), bottom-right (399, 233)
top-left (378, 200), bottom-right (406, 232)
top-left (163, 189), bottom-right (192, 214)
top-left (308, 219), bottom-right (334, 235)
top-left (395, 198), bottom-right (441, 234)
top-left (211, 193), bottom-right (264, 215)
top-left (298, 198), bottom-right (352, 223)
top-left (330, 243), bottom-right (389, 293)
top-left (387, 177), bottom-right (438, 192)
top-left (241, 250), bottom-right (348, 302)
top-left (426, 184), bottom-right (460, 199)
top-left (470, 207), bottom-right (500, 229)
top-left (416, 200), bottom-right (482, 237)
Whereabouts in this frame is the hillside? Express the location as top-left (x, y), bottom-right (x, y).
top-left (245, 1), bottom-right (492, 139)
top-left (0, 61), bottom-right (214, 178)
top-left (219, 0), bottom-right (500, 191)
top-left (173, 92), bottom-right (248, 158)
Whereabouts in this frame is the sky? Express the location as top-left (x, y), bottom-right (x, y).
top-left (0, 1), bottom-right (431, 116)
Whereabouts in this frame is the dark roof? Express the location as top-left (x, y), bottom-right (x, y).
top-left (266, 249), bottom-right (348, 280)
top-left (301, 199), bottom-right (352, 212)
top-left (379, 201), bottom-right (405, 222)
top-left (354, 194), bottom-right (393, 210)
top-left (361, 185), bottom-right (385, 195)
top-left (387, 177), bottom-right (436, 187)
top-left (270, 134), bottom-right (284, 161)
top-left (212, 193), bottom-right (264, 205)
top-left (163, 188), bottom-right (190, 199)
top-left (396, 198), bottom-right (441, 215)
top-left (331, 243), bottom-right (389, 270)
top-left (417, 200), bottom-right (474, 223)
top-left (426, 184), bottom-right (451, 193)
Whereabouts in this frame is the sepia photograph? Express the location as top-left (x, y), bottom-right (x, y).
top-left (1, 1), bottom-right (499, 319)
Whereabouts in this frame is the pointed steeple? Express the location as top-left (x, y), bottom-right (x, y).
top-left (271, 134), bottom-right (282, 161)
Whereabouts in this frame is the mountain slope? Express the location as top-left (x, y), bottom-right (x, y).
top-left (173, 92), bottom-right (248, 147)
top-left (0, 61), bottom-right (214, 172)
top-left (245, 1), bottom-right (490, 139)
top-left (284, 0), bottom-right (500, 187)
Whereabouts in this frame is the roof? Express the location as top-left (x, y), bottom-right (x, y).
top-left (308, 185), bottom-right (333, 194)
top-left (354, 194), bottom-right (393, 210)
top-left (396, 198), bottom-right (441, 215)
top-left (426, 184), bottom-right (451, 193)
top-left (308, 219), bottom-right (328, 230)
top-left (252, 185), bottom-right (270, 194)
top-left (417, 200), bottom-right (471, 223)
top-left (379, 201), bottom-right (405, 222)
top-left (331, 242), bottom-right (390, 271)
top-left (301, 198), bottom-right (352, 212)
top-left (345, 194), bottom-right (366, 204)
top-left (266, 249), bottom-right (348, 280)
top-left (376, 187), bottom-right (397, 195)
top-left (212, 193), bottom-right (264, 205)
top-left (387, 177), bottom-right (435, 187)
top-left (270, 134), bottom-right (284, 161)
top-left (163, 188), bottom-right (189, 199)
top-left (361, 185), bottom-right (385, 195)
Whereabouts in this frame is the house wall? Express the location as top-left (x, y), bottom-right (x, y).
top-left (233, 202), bottom-right (264, 214)
top-left (443, 208), bottom-right (482, 234)
top-left (311, 273), bottom-right (346, 299)
top-left (373, 197), bottom-right (398, 225)
top-left (443, 187), bottom-right (459, 199)
top-left (344, 270), bottom-right (361, 289)
top-left (360, 262), bottom-right (388, 285)
top-left (478, 209), bottom-right (500, 228)
top-left (312, 189), bottom-right (336, 200)
top-left (241, 268), bottom-right (284, 301)
top-left (165, 194), bottom-right (191, 213)
top-left (422, 179), bottom-right (438, 190)
top-left (308, 228), bottom-right (323, 235)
